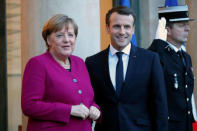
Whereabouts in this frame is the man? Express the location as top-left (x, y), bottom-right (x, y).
top-left (149, 5), bottom-right (194, 131)
top-left (85, 6), bottom-right (168, 131)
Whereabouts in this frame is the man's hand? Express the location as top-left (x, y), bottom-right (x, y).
top-left (89, 106), bottom-right (100, 121)
top-left (155, 17), bottom-right (167, 41)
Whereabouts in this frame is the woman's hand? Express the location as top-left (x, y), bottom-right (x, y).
top-left (71, 104), bottom-right (89, 120)
top-left (89, 106), bottom-right (100, 121)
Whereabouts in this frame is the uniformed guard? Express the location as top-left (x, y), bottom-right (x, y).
top-left (149, 5), bottom-right (195, 131)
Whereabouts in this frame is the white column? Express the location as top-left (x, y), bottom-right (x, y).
top-left (136, 0), bottom-right (162, 48)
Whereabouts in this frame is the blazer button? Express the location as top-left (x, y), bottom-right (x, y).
top-left (185, 85), bottom-right (188, 89)
top-left (73, 78), bottom-right (77, 83)
top-left (78, 90), bottom-right (82, 94)
top-left (185, 72), bottom-right (188, 76)
top-left (188, 111), bottom-right (191, 115)
top-left (168, 116), bottom-right (170, 120)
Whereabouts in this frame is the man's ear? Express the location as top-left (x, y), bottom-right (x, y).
top-left (132, 25), bottom-right (135, 35)
top-left (105, 24), bottom-right (110, 34)
top-left (166, 26), bottom-right (171, 35)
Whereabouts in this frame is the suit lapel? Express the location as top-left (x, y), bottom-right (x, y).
top-left (103, 47), bottom-right (118, 97)
top-left (182, 51), bottom-right (190, 71)
top-left (119, 45), bottom-right (137, 96)
top-left (163, 47), bottom-right (185, 70)
top-left (169, 50), bottom-right (183, 65)
top-left (154, 42), bottom-right (183, 68)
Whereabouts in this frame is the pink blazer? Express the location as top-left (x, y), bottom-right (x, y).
top-left (21, 51), bottom-right (98, 131)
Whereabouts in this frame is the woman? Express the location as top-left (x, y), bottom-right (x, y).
top-left (21, 14), bottom-right (100, 131)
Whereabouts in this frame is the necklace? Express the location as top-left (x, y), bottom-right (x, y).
top-left (64, 59), bottom-right (71, 69)
top-left (49, 51), bottom-right (71, 70)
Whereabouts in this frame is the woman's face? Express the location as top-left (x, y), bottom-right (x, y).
top-left (47, 24), bottom-right (76, 59)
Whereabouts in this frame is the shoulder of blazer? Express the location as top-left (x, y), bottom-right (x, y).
top-left (149, 39), bottom-right (168, 53)
top-left (183, 51), bottom-right (192, 64)
top-left (133, 45), bottom-right (158, 59)
top-left (69, 55), bottom-right (84, 64)
top-left (183, 51), bottom-right (191, 59)
top-left (86, 47), bottom-right (109, 62)
top-left (27, 52), bottom-right (49, 65)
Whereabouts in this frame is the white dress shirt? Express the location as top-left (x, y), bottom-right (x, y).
top-left (108, 43), bottom-right (131, 90)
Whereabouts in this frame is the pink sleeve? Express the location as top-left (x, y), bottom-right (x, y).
top-left (21, 58), bottom-right (71, 123)
top-left (91, 101), bottom-right (102, 123)
top-left (91, 102), bottom-right (100, 110)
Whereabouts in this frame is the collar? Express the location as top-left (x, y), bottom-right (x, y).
top-left (49, 51), bottom-right (70, 69)
top-left (109, 43), bottom-right (131, 56)
top-left (167, 41), bottom-right (182, 53)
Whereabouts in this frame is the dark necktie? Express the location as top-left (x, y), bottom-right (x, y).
top-left (116, 52), bottom-right (124, 95)
top-left (177, 50), bottom-right (186, 67)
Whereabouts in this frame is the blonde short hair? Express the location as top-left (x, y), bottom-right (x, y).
top-left (42, 14), bottom-right (78, 49)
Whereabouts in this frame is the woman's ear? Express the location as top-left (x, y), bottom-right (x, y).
top-left (47, 36), bottom-right (51, 46)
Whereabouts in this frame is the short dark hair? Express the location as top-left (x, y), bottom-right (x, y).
top-left (166, 20), bottom-right (179, 29)
top-left (166, 21), bottom-right (188, 29)
top-left (106, 6), bottom-right (136, 26)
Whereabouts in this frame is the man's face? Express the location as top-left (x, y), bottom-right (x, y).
top-left (167, 21), bottom-right (190, 47)
top-left (106, 12), bottom-right (135, 51)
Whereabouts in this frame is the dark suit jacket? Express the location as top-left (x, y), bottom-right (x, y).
top-left (85, 45), bottom-right (168, 131)
top-left (149, 39), bottom-right (194, 131)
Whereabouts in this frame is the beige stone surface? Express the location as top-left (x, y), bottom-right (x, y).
top-left (6, 0), bottom-right (22, 130)
top-left (7, 0), bottom-right (21, 75)
top-left (7, 75), bottom-right (22, 131)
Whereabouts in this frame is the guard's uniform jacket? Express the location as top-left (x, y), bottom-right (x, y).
top-left (149, 39), bottom-right (195, 131)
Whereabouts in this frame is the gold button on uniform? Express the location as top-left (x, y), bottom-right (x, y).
top-left (187, 98), bottom-right (189, 102)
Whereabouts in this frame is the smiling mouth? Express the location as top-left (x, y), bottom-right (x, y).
top-left (62, 46), bottom-right (71, 49)
top-left (117, 37), bottom-right (127, 42)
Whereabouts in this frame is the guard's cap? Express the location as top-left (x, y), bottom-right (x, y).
top-left (158, 5), bottom-right (194, 22)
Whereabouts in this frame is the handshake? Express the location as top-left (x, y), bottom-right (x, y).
top-left (155, 17), bottom-right (167, 41)
top-left (71, 104), bottom-right (100, 121)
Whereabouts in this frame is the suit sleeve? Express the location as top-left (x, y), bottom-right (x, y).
top-left (151, 53), bottom-right (168, 131)
top-left (21, 58), bottom-right (71, 123)
top-left (85, 57), bottom-right (102, 122)
top-left (82, 58), bottom-right (100, 110)
top-left (149, 39), bottom-right (168, 52)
